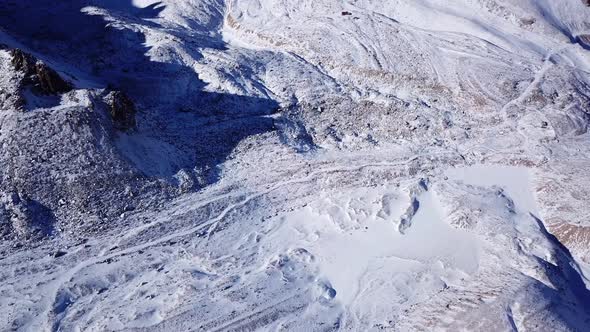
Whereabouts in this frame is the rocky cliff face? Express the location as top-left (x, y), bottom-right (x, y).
top-left (10, 49), bottom-right (72, 96)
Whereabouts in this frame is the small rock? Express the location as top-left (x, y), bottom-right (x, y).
top-left (53, 250), bottom-right (67, 258)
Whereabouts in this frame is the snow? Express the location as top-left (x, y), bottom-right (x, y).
top-left (1, 0), bottom-right (590, 331)
top-left (446, 164), bottom-right (539, 214)
top-left (132, 0), bottom-right (163, 8)
top-left (263, 186), bottom-right (480, 307)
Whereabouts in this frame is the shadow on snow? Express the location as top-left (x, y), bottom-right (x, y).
top-left (0, 0), bottom-right (277, 186)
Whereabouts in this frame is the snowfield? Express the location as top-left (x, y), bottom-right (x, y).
top-left (1, 0), bottom-right (590, 331)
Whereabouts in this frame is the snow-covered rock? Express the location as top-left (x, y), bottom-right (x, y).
top-left (1, 0), bottom-right (590, 331)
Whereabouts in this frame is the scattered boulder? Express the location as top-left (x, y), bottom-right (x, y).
top-left (107, 91), bottom-right (137, 130)
top-left (9, 48), bottom-right (72, 95)
top-left (0, 89), bottom-right (25, 113)
top-left (342, 11), bottom-right (352, 16)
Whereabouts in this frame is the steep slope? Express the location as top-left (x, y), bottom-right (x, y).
top-left (1, 0), bottom-right (590, 331)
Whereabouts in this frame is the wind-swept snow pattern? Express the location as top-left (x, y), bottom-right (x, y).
top-left (1, 0), bottom-right (590, 331)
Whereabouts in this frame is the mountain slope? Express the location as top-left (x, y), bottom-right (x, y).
top-left (1, 0), bottom-right (590, 331)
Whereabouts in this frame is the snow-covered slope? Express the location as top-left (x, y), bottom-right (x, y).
top-left (1, 0), bottom-right (590, 331)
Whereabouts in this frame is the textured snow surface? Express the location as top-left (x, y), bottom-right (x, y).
top-left (1, 0), bottom-right (590, 331)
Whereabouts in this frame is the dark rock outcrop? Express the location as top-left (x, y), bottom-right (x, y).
top-left (53, 250), bottom-right (68, 258)
top-left (108, 91), bottom-right (137, 130)
top-left (0, 205), bottom-right (12, 240)
top-left (576, 34), bottom-right (590, 50)
top-left (9, 48), bottom-right (72, 95)
top-left (10, 49), bottom-right (36, 76)
top-left (35, 62), bottom-right (72, 94)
